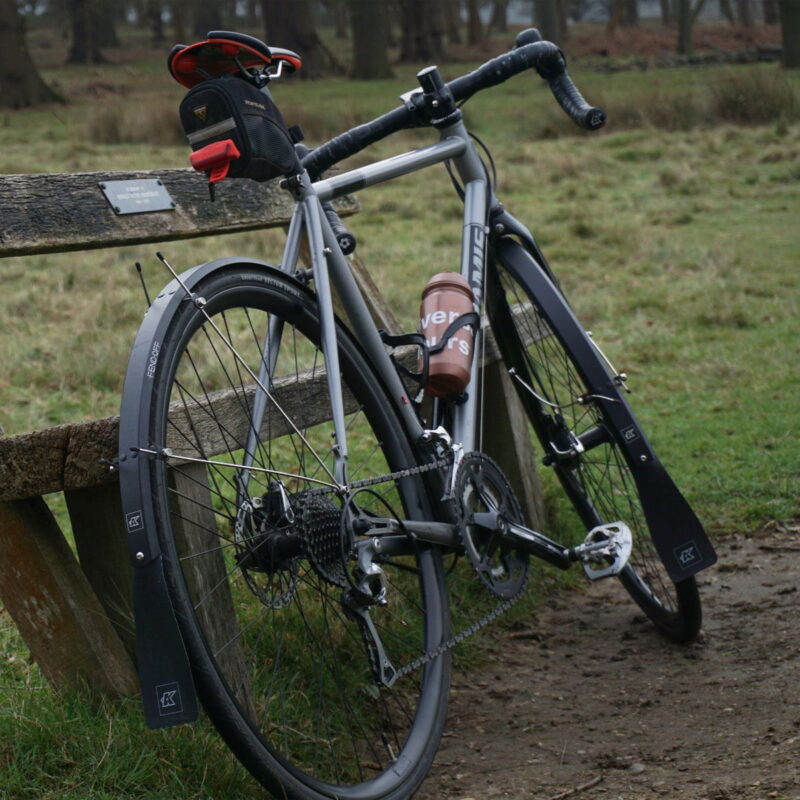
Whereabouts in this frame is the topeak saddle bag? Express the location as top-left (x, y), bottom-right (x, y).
top-left (179, 73), bottom-right (298, 183)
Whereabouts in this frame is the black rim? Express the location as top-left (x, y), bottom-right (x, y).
top-left (148, 270), bottom-right (449, 798)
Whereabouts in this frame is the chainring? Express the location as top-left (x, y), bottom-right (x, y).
top-left (454, 452), bottom-right (529, 599)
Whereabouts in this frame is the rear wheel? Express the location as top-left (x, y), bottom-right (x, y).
top-left (486, 255), bottom-right (701, 642)
top-left (144, 266), bottom-right (450, 799)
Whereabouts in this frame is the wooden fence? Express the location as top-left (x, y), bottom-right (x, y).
top-left (0, 167), bottom-right (543, 697)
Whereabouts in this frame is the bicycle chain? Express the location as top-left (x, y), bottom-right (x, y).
top-left (392, 570), bottom-right (529, 681)
top-left (306, 453), bottom-right (531, 682)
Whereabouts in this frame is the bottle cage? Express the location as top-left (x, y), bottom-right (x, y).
top-left (168, 30), bottom-right (302, 89)
top-left (380, 311), bottom-right (480, 403)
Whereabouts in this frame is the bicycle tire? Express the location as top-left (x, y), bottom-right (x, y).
top-left (486, 244), bottom-right (701, 642)
top-left (138, 264), bottom-right (450, 799)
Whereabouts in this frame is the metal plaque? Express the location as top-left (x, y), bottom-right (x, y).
top-left (100, 179), bottom-right (175, 215)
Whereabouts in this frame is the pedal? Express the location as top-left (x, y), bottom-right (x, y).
top-left (575, 522), bottom-right (632, 581)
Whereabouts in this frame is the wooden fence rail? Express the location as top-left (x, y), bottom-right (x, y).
top-left (0, 166), bottom-right (543, 697)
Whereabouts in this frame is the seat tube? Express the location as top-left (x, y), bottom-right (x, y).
top-left (238, 204), bottom-right (305, 501)
top-left (301, 186), bottom-right (350, 486)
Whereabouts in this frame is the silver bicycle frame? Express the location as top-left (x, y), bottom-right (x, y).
top-left (241, 119), bottom-right (491, 491)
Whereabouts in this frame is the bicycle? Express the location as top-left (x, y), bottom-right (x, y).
top-left (118, 28), bottom-right (717, 800)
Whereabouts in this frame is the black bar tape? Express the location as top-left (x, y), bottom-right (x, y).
top-left (302, 40), bottom-right (603, 176)
top-left (449, 42), bottom-right (604, 131)
top-left (303, 104), bottom-right (414, 179)
top-left (547, 71), bottom-right (606, 130)
top-left (322, 201), bottom-right (356, 255)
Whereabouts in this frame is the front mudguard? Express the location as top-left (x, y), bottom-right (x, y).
top-left (491, 236), bottom-right (717, 583)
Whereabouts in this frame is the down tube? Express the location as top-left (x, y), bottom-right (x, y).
top-left (451, 177), bottom-right (488, 452)
top-left (317, 203), bottom-right (425, 442)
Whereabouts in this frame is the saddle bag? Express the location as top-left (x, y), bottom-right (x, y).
top-left (179, 73), bottom-right (298, 182)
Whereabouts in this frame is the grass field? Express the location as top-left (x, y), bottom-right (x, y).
top-left (1, 25), bottom-right (799, 798)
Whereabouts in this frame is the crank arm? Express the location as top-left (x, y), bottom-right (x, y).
top-left (506, 522), bottom-right (574, 570)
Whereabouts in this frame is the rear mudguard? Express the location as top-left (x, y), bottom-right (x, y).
top-left (118, 257), bottom-right (298, 729)
top-left (491, 236), bottom-right (716, 582)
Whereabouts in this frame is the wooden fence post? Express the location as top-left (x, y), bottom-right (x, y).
top-left (0, 496), bottom-right (138, 696)
top-left (481, 360), bottom-right (547, 532)
top-left (64, 483), bottom-right (136, 660)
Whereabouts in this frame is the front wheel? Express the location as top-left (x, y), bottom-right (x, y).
top-left (486, 248), bottom-right (701, 643)
top-left (137, 265), bottom-right (450, 799)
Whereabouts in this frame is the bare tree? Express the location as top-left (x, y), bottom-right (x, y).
top-left (467, 0), bottom-right (482, 45)
top-left (398, 0), bottom-right (447, 62)
top-left (488, 0), bottom-right (509, 35)
top-left (607, 0), bottom-right (639, 34)
top-left (194, 0), bottom-right (222, 38)
top-left (67, 0), bottom-right (106, 63)
top-left (736, 0), bottom-right (754, 26)
top-left (170, 0), bottom-right (187, 42)
top-left (659, 0), bottom-right (673, 27)
top-left (719, 0), bottom-right (736, 23)
top-left (535, 0), bottom-right (562, 44)
top-left (779, 0), bottom-right (800, 67)
top-left (443, 0), bottom-right (462, 44)
top-left (763, 0), bottom-right (778, 24)
top-left (327, 0), bottom-right (349, 39)
top-left (0, 0), bottom-right (60, 107)
top-left (145, 0), bottom-right (165, 44)
top-left (262, 0), bottom-right (340, 78)
top-left (676, 0), bottom-right (708, 54)
top-left (349, 0), bottom-right (392, 79)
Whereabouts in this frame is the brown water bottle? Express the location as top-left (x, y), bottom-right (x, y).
top-left (419, 272), bottom-right (475, 397)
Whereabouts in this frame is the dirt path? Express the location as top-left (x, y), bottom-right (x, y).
top-left (417, 525), bottom-right (800, 800)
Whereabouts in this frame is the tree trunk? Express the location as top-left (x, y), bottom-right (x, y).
top-left (467, 0), bottom-right (482, 44)
top-left (606, 0), bottom-right (623, 34)
top-left (557, 0), bottom-right (569, 40)
top-left (247, 0), bottom-right (259, 26)
top-left (194, 0), bottom-right (222, 38)
top-left (763, 0), bottom-right (777, 24)
top-left (333, 0), bottom-right (348, 38)
top-left (95, 0), bottom-right (119, 47)
top-left (399, 0), bottom-right (447, 63)
top-left (779, 0), bottom-right (800, 67)
top-left (226, 0), bottom-right (237, 26)
top-left (0, 0), bottom-right (60, 107)
top-left (488, 0), bottom-right (509, 34)
top-left (676, 0), bottom-right (691, 52)
top-left (736, 0), bottom-right (754, 26)
top-left (171, 0), bottom-right (187, 42)
top-left (690, 0), bottom-right (708, 27)
top-left (262, 0), bottom-right (333, 78)
top-left (535, 0), bottom-right (562, 44)
top-left (443, 0), bottom-right (461, 44)
top-left (621, 0), bottom-right (639, 25)
top-left (349, 0), bottom-right (393, 79)
top-left (67, 0), bottom-right (106, 63)
top-left (660, 0), bottom-right (673, 26)
top-left (719, 0), bottom-right (736, 23)
top-left (146, 0), bottom-right (165, 44)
